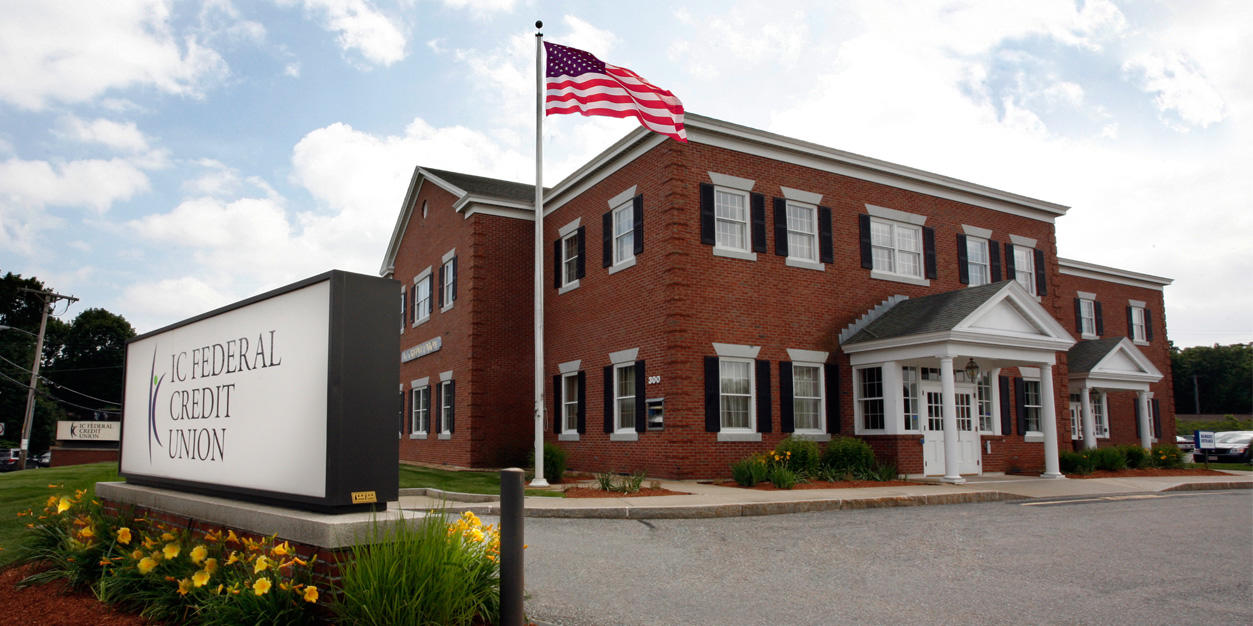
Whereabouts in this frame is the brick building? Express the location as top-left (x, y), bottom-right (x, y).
top-left (379, 114), bottom-right (1174, 480)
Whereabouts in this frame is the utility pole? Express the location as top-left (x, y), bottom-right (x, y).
top-left (17, 288), bottom-right (77, 470)
top-left (1192, 374), bottom-right (1200, 415)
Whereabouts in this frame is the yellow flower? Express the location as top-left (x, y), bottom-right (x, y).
top-left (469, 528), bottom-right (485, 543)
top-left (56, 497), bottom-right (72, 514)
top-left (204, 557), bottom-right (218, 574)
top-left (252, 577), bottom-right (272, 595)
top-left (253, 556), bottom-right (269, 573)
top-left (130, 549), bottom-right (143, 560)
top-left (138, 557), bottom-right (158, 574)
top-left (214, 583), bottom-right (224, 594)
top-left (192, 569), bottom-right (211, 587)
top-left (79, 526), bottom-right (95, 540)
top-left (190, 545), bottom-right (208, 565)
top-left (161, 532), bottom-right (175, 542)
top-left (205, 529), bottom-right (221, 542)
top-left (226, 551), bottom-right (240, 565)
top-left (163, 542), bottom-right (181, 560)
top-left (225, 530), bottom-right (239, 544)
top-left (177, 578), bottom-right (193, 596)
top-left (271, 541), bottom-right (291, 557)
top-left (303, 586), bottom-right (319, 603)
top-left (117, 528), bottom-right (132, 545)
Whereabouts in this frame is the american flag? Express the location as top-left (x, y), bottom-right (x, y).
top-left (544, 41), bottom-right (686, 143)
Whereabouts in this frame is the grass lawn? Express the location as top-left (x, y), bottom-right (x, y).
top-left (0, 462), bottom-right (119, 568)
top-left (398, 464), bottom-right (561, 497)
top-left (1184, 462), bottom-right (1252, 472)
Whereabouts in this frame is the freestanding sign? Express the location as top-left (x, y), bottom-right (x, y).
top-left (57, 420), bottom-right (121, 442)
top-left (120, 270), bottom-right (399, 513)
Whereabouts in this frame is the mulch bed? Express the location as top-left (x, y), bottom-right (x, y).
top-left (0, 562), bottom-right (148, 625)
top-left (1065, 468), bottom-right (1232, 479)
top-left (717, 479), bottom-right (926, 490)
top-left (561, 486), bottom-right (690, 498)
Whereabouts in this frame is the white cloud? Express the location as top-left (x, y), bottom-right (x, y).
top-left (118, 276), bottom-right (237, 331)
top-left (1123, 51), bottom-right (1226, 129)
top-left (0, 0), bottom-right (229, 110)
top-left (441, 0), bottom-right (517, 17)
top-left (282, 0), bottom-right (407, 66)
top-left (0, 157), bottom-right (149, 213)
top-left (284, 62), bottom-right (302, 77)
top-left (56, 116), bottom-right (151, 153)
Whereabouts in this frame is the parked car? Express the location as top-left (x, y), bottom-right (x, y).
top-left (33, 451), bottom-right (51, 468)
top-left (1193, 431), bottom-right (1253, 463)
top-left (0, 448), bottom-right (20, 472)
top-left (1176, 435), bottom-right (1194, 453)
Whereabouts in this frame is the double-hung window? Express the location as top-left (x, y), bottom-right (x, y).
top-left (1130, 305), bottom-right (1147, 342)
top-left (1022, 380), bottom-right (1042, 432)
top-left (614, 363), bottom-right (637, 432)
top-left (1013, 246), bottom-right (1036, 295)
top-left (411, 386), bottom-right (430, 435)
top-left (561, 372), bottom-right (579, 434)
top-left (977, 373), bottom-right (994, 432)
top-left (441, 258), bottom-right (455, 308)
top-left (791, 363), bottom-right (824, 432)
top-left (902, 366), bottom-right (920, 431)
top-left (786, 201), bottom-right (818, 263)
top-left (719, 358), bottom-right (753, 431)
top-left (1079, 298), bottom-right (1096, 337)
top-left (1091, 390), bottom-right (1108, 438)
top-left (966, 237), bottom-right (990, 286)
top-left (439, 379), bottom-right (453, 435)
top-left (857, 366), bottom-right (885, 430)
top-left (561, 233), bottom-right (579, 286)
top-left (870, 218), bottom-right (923, 279)
top-left (611, 201), bottom-right (634, 266)
top-left (414, 271), bottom-right (432, 325)
top-left (714, 188), bottom-right (749, 252)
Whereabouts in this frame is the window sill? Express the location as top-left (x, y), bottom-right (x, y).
top-left (409, 433), bottom-right (428, 440)
top-left (440, 303), bottom-right (454, 313)
top-left (558, 433), bottom-right (580, 441)
top-left (785, 257), bottom-right (825, 271)
top-left (607, 256), bottom-right (636, 275)
top-left (558, 280), bottom-right (581, 295)
top-left (412, 316), bottom-right (430, 329)
top-left (438, 432), bottom-right (451, 440)
top-left (1134, 339), bottom-right (1150, 347)
top-left (609, 431), bottom-right (638, 442)
top-left (790, 432), bottom-right (830, 442)
top-left (712, 247), bottom-right (757, 262)
top-left (870, 270), bottom-right (930, 287)
top-left (1080, 332), bottom-right (1097, 340)
top-left (717, 432), bottom-right (762, 442)
top-left (1024, 432), bottom-right (1044, 443)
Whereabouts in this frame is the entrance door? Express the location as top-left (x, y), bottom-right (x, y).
top-left (922, 388), bottom-right (981, 476)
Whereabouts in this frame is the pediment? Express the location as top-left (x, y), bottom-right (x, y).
top-left (965, 298), bottom-right (1049, 336)
top-left (1089, 339), bottom-right (1162, 378)
top-left (954, 281), bottom-right (1074, 344)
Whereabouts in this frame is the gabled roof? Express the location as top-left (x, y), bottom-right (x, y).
top-left (1067, 337), bottom-right (1162, 388)
top-left (842, 281), bottom-right (1008, 344)
top-left (379, 166), bottom-right (546, 276)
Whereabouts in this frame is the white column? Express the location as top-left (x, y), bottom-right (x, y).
top-left (1080, 384), bottom-right (1097, 450)
top-left (882, 361), bottom-right (903, 435)
top-left (1098, 390), bottom-right (1109, 438)
top-left (1039, 362), bottom-right (1063, 479)
top-left (940, 356), bottom-right (964, 483)
top-left (1138, 391), bottom-right (1153, 449)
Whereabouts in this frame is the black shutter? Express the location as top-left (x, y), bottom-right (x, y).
top-left (553, 239), bottom-right (562, 289)
top-left (704, 356), bottom-right (720, 432)
top-left (1004, 243), bottom-right (1016, 280)
top-left (818, 206), bottom-right (833, 264)
top-left (923, 226), bottom-right (937, 279)
top-left (634, 360), bottom-right (646, 433)
top-left (437, 264), bottom-right (444, 308)
top-left (989, 242), bottom-right (1002, 282)
top-left (602, 211), bottom-right (612, 268)
top-left (957, 234), bottom-right (969, 284)
top-left (826, 362), bottom-right (841, 434)
top-left (999, 376), bottom-right (1012, 435)
top-left (433, 384), bottom-right (440, 434)
top-left (401, 389), bottom-right (407, 434)
top-left (576, 226), bottom-right (586, 279)
top-left (1145, 309), bottom-right (1154, 341)
top-left (858, 214), bottom-right (873, 269)
top-left (1134, 399), bottom-right (1142, 438)
top-left (604, 365), bottom-right (614, 433)
top-left (779, 362), bottom-right (794, 433)
top-left (1074, 298), bottom-right (1083, 332)
top-left (750, 193), bottom-right (766, 253)
top-left (552, 374), bottom-right (562, 434)
top-left (1015, 377), bottom-right (1027, 435)
top-left (1126, 306), bottom-right (1134, 339)
top-left (401, 285), bottom-right (407, 327)
top-left (755, 359), bottom-right (772, 433)
top-left (1095, 301), bottom-right (1104, 336)
top-left (447, 380), bottom-right (455, 433)
top-left (451, 257), bottom-right (458, 302)
top-left (1152, 399), bottom-right (1161, 438)
top-left (699, 182), bottom-right (715, 245)
top-left (772, 197), bottom-right (788, 257)
top-left (1033, 248), bottom-right (1047, 295)
top-left (632, 194), bottom-right (644, 255)
top-left (576, 371), bottom-right (586, 434)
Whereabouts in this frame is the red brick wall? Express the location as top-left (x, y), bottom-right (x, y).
top-left (50, 446), bottom-right (119, 467)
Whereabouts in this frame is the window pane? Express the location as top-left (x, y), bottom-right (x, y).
top-left (613, 205), bottom-right (633, 263)
top-left (895, 226), bottom-right (919, 252)
top-left (714, 190), bottom-right (748, 251)
top-left (721, 396), bottom-right (750, 429)
top-left (967, 238), bottom-right (989, 286)
top-left (720, 360), bottom-right (750, 393)
top-left (563, 375), bottom-right (579, 431)
top-left (793, 366), bottom-right (819, 397)
top-left (562, 236), bottom-right (579, 283)
top-left (714, 190), bottom-right (745, 220)
top-left (787, 203), bottom-right (816, 261)
top-left (617, 365), bottom-right (635, 397)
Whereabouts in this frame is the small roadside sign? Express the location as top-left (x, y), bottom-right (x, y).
top-left (1194, 430), bottom-right (1215, 450)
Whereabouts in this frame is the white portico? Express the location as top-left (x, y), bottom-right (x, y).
top-left (841, 281), bottom-right (1076, 482)
top-left (1066, 338), bottom-right (1163, 450)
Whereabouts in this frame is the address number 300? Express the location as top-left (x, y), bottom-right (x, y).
top-left (647, 376), bottom-right (661, 384)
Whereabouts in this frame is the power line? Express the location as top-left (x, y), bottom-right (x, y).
top-left (0, 353), bottom-right (122, 405)
top-left (0, 369), bottom-right (119, 414)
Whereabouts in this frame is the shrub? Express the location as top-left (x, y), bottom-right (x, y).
top-left (1091, 446), bottom-right (1127, 472)
top-left (767, 465), bottom-right (798, 490)
top-left (774, 436), bottom-right (821, 476)
top-left (593, 471), bottom-right (647, 493)
top-left (335, 511), bottom-right (499, 625)
top-left (1060, 450), bottom-right (1094, 475)
top-left (821, 436), bottom-right (876, 477)
top-left (861, 461), bottom-right (899, 482)
top-left (1121, 445), bottom-right (1150, 469)
top-left (527, 442), bottom-right (568, 483)
top-left (1151, 444), bottom-right (1184, 469)
top-left (731, 457), bottom-right (768, 486)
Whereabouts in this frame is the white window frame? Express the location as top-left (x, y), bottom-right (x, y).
top-left (561, 372), bottom-right (579, 435)
top-left (1079, 297), bottom-right (1096, 338)
top-left (611, 200), bottom-right (634, 267)
top-left (718, 357), bottom-right (755, 434)
top-left (1013, 246), bottom-right (1036, 296)
top-left (869, 217), bottom-right (925, 284)
top-left (1091, 389), bottom-right (1109, 438)
top-left (399, 285), bottom-right (406, 334)
top-left (966, 236), bottom-right (990, 286)
top-left (791, 362), bottom-right (825, 434)
top-left (1069, 394), bottom-right (1082, 440)
top-left (410, 384), bottom-right (430, 438)
top-left (976, 373), bottom-right (995, 433)
top-left (1130, 304), bottom-right (1148, 344)
top-left (413, 267), bottom-right (432, 326)
top-left (440, 249), bottom-right (456, 312)
top-left (713, 186), bottom-right (751, 255)
top-left (785, 200), bottom-right (819, 265)
top-left (855, 366), bottom-right (887, 432)
top-left (561, 231), bottom-right (579, 287)
top-left (614, 362), bottom-right (637, 434)
top-left (1022, 379), bottom-right (1042, 435)
top-left (438, 378), bottom-right (453, 437)
top-left (902, 366), bottom-right (920, 432)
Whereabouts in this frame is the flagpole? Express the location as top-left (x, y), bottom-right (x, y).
top-left (530, 20), bottom-right (549, 487)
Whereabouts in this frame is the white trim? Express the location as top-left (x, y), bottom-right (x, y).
top-left (1076, 291), bottom-right (1096, 300)
top-left (866, 203), bottom-right (927, 225)
top-left (708, 171), bottom-right (755, 191)
top-left (1009, 234), bottom-right (1037, 248)
top-left (786, 257), bottom-right (825, 271)
top-left (780, 186), bottom-right (823, 204)
top-left (789, 361), bottom-right (828, 435)
top-left (558, 360), bottom-right (582, 374)
top-left (607, 255), bottom-right (636, 274)
top-left (609, 432), bottom-right (639, 442)
top-left (558, 217), bottom-right (581, 237)
top-left (607, 185), bottom-right (638, 209)
top-left (712, 247), bottom-right (757, 262)
top-left (717, 432), bottom-right (762, 442)
top-left (1024, 433), bottom-right (1044, 443)
top-left (871, 270), bottom-right (930, 287)
top-left (961, 224), bottom-right (993, 239)
top-left (713, 343), bottom-right (761, 359)
top-left (786, 349), bottom-right (830, 362)
top-left (609, 348), bottom-right (639, 364)
top-left (789, 433), bottom-right (831, 442)
top-left (1018, 367), bottom-right (1041, 378)
top-left (439, 370), bottom-right (453, 382)
top-left (558, 433), bottom-right (580, 441)
top-left (438, 433), bottom-right (451, 440)
top-left (1057, 257), bottom-right (1172, 289)
top-left (558, 280), bottom-right (580, 294)
top-left (409, 433), bottom-right (427, 440)
top-left (413, 266), bottom-right (432, 282)
top-left (442, 248), bottom-right (456, 263)
top-left (410, 377), bottom-right (430, 388)
top-left (1128, 299), bottom-right (1146, 307)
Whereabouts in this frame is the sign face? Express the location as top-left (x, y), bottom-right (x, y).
top-left (57, 420), bottom-right (121, 442)
top-left (1195, 430), bottom-right (1215, 449)
top-left (120, 271), bottom-right (400, 512)
top-left (401, 336), bottom-right (442, 363)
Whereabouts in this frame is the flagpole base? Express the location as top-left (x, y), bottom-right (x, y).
top-left (528, 478), bottom-right (549, 488)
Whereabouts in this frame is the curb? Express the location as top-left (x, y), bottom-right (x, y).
top-left (399, 487), bottom-right (500, 503)
top-left (1163, 481), bottom-right (1253, 492)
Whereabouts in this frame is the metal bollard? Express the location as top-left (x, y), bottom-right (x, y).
top-left (499, 467), bottom-right (524, 626)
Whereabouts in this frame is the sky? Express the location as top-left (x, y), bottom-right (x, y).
top-left (0, 0), bottom-right (1248, 348)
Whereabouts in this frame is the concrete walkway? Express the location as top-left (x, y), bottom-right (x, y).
top-left (397, 471), bottom-right (1253, 519)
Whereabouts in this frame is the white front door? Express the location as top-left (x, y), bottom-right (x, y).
top-left (922, 387), bottom-right (981, 476)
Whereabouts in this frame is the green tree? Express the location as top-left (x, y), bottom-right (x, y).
top-left (1171, 343), bottom-right (1253, 415)
top-left (44, 308), bottom-right (135, 419)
